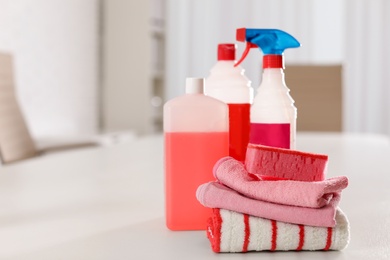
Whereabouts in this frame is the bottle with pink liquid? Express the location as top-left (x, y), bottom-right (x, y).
top-left (164, 78), bottom-right (229, 231)
top-left (235, 28), bottom-right (300, 149)
top-left (205, 43), bottom-right (253, 162)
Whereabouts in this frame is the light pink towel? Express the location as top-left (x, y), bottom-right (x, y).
top-left (196, 182), bottom-right (340, 227)
top-left (214, 157), bottom-right (348, 208)
top-left (207, 208), bottom-right (350, 253)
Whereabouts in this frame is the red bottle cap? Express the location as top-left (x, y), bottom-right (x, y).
top-left (218, 44), bottom-right (236, 61)
top-left (263, 55), bottom-right (284, 69)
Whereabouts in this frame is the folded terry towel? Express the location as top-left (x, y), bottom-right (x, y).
top-left (214, 157), bottom-right (348, 208)
top-left (197, 182), bottom-right (340, 227)
top-left (207, 208), bottom-right (350, 252)
top-left (245, 144), bottom-right (328, 181)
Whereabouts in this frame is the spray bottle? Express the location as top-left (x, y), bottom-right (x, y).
top-left (235, 28), bottom-right (300, 149)
top-left (205, 44), bottom-right (252, 161)
top-left (164, 78), bottom-right (229, 230)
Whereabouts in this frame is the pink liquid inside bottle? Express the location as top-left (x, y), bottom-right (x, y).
top-left (228, 103), bottom-right (250, 161)
top-left (164, 78), bottom-right (229, 231)
top-left (165, 132), bottom-right (228, 230)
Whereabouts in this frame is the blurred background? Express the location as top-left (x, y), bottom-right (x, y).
top-left (0, 0), bottom-right (389, 149)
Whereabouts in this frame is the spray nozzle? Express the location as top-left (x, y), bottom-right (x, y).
top-left (234, 42), bottom-right (258, 67)
top-left (235, 28), bottom-right (300, 68)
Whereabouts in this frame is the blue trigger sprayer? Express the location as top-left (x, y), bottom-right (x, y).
top-left (235, 28), bottom-right (300, 149)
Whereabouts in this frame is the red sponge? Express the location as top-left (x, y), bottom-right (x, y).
top-left (245, 144), bottom-right (328, 181)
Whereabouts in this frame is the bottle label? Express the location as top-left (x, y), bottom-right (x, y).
top-left (250, 123), bottom-right (290, 149)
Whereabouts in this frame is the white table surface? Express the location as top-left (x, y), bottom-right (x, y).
top-left (0, 133), bottom-right (389, 259)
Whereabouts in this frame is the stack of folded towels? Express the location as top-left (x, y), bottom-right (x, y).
top-left (196, 144), bottom-right (350, 253)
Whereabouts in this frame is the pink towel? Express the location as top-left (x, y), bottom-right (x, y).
top-left (196, 182), bottom-right (340, 227)
top-left (214, 157), bottom-right (348, 208)
top-left (207, 208), bottom-right (350, 252)
top-left (245, 144), bottom-right (329, 181)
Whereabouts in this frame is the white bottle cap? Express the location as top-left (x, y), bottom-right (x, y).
top-left (185, 78), bottom-right (204, 94)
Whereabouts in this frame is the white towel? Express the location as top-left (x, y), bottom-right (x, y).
top-left (207, 208), bottom-right (350, 252)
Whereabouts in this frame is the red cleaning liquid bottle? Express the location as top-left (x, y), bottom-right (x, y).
top-left (164, 78), bottom-right (229, 230)
top-left (205, 44), bottom-right (253, 161)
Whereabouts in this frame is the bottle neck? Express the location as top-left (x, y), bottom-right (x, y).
top-left (217, 60), bottom-right (235, 65)
top-left (261, 68), bottom-right (286, 86)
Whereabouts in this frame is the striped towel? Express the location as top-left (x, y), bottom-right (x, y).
top-left (207, 208), bottom-right (350, 253)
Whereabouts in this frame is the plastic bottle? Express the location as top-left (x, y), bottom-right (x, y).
top-left (164, 78), bottom-right (229, 231)
top-left (235, 28), bottom-right (300, 149)
top-left (205, 44), bottom-right (253, 161)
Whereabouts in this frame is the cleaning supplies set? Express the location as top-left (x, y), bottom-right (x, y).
top-left (164, 28), bottom-right (350, 252)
